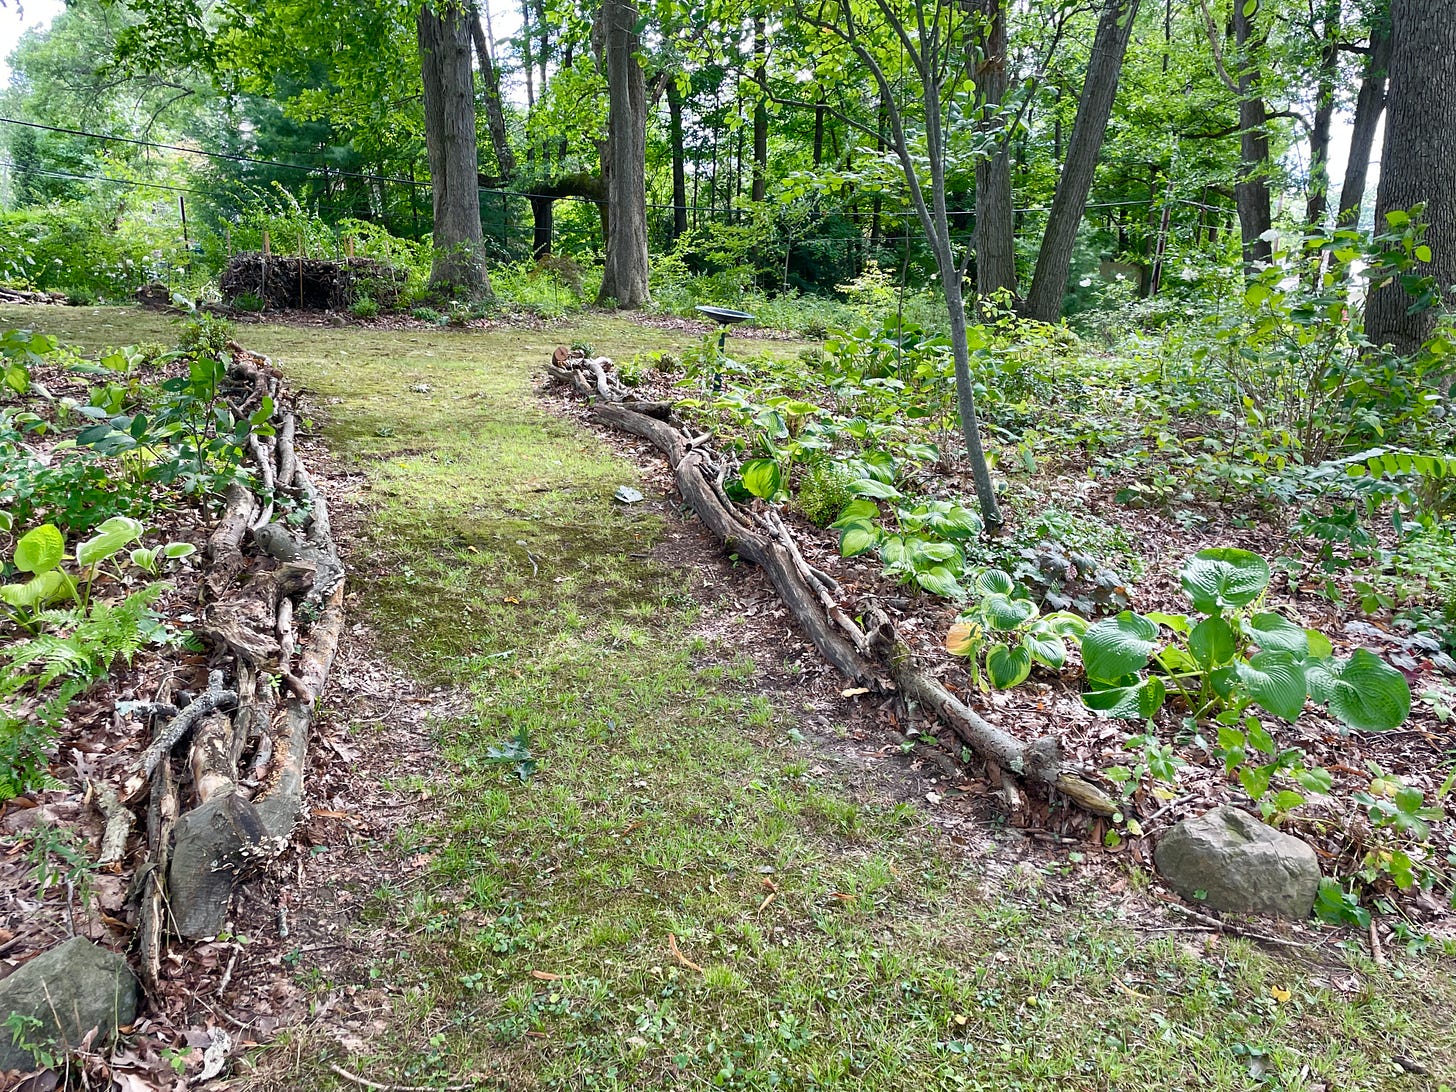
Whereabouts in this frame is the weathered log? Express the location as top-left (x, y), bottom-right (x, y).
top-left (136, 672), bottom-right (238, 777)
top-left (548, 352), bottom-right (1117, 818)
top-left (275, 413), bottom-right (298, 490)
top-left (166, 789), bottom-right (270, 939)
top-left (201, 575), bottom-right (282, 669)
top-left (253, 579), bottom-right (346, 840)
top-left (93, 783), bottom-right (134, 870)
top-left (136, 761), bottom-right (177, 992)
top-left (190, 712), bottom-right (238, 804)
top-left (206, 483), bottom-right (259, 599)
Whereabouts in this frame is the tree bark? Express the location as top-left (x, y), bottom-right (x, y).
top-left (597, 0), bottom-right (652, 308)
top-left (469, 5), bottom-right (516, 180)
top-left (1366, 0), bottom-right (1456, 355)
top-left (1337, 15), bottom-right (1391, 225)
top-left (751, 15), bottom-right (768, 205)
top-left (418, 4), bottom-right (489, 293)
top-left (1233, 0), bottom-right (1273, 269)
top-left (1304, 0), bottom-right (1341, 230)
top-left (1022, 0), bottom-right (1141, 322)
top-left (667, 79), bottom-right (689, 242)
top-left (974, 0), bottom-right (1017, 299)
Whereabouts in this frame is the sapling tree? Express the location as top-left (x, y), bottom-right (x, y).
top-left (787, 0), bottom-right (1004, 527)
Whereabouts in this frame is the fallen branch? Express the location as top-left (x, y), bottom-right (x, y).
top-left (548, 350), bottom-right (1116, 818)
top-left (137, 671), bottom-right (238, 777)
top-left (92, 783), bottom-right (134, 870)
top-left (326, 1062), bottom-right (479, 1092)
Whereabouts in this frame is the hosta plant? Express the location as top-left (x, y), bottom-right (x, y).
top-left (835, 496), bottom-right (982, 598)
top-left (945, 570), bottom-right (1088, 690)
top-left (1078, 547), bottom-right (1411, 731)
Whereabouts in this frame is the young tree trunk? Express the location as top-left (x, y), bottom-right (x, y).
top-left (974, 0), bottom-right (1017, 299)
top-left (469, 6), bottom-right (516, 180)
top-left (1022, 0), bottom-right (1141, 322)
top-left (667, 80), bottom-right (689, 243)
top-left (597, 0), bottom-right (651, 308)
top-left (1337, 17), bottom-right (1391, 225)
top-left (751, 15), bottom-right (768, 204)
top-left (520, 0), bottom-right (535, 108)
top-left (418, 4), bottom-right (489, 294)
top-left (813, 98), bottom-right (825, 166)
top-left (1233, 1), bottom-right (1273, 269)
top-left (1366, 0), bottom-right (1456, 355)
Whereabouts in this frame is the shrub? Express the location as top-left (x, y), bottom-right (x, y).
top-left (797, 462), bottom-right (858, 527)
top-left (350, 297), bottom-right (380, 319)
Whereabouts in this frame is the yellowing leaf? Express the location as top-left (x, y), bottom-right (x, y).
top-left (1270, 984), bottom-right (1291, 1003)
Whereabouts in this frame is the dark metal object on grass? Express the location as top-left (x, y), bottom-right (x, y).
top-left (694, 306), bottom-right (754, 391)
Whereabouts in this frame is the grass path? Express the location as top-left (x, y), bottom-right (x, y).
top-left (6, 305), bottom-right (1455, 1091)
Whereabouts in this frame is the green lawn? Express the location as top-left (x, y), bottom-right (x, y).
top-left (6, 304), bottom-right (1455, 1091)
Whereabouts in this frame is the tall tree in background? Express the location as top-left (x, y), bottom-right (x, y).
top-left (418, 3), bottom-right (489, 292)
top-left (597, 0), bottom-right (651, 308)
top-left (1365, 0), bottom-right (1456, 354)
top-left (1021, 0), bottom-right (1141, 321)
top-left (1337, 2), bottom-right (1390, 224)
top-left (469, 4), bottom-right (517, 180)
top-left (973, 0), bottom-right (1017, 300)
top-left (1232, 0), bottom-right (1273, 268)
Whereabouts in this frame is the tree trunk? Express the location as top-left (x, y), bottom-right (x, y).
top-left (469, 6), bottom-right (516, 180)
top-left (1366, 0), bottom-right (1456, 355)
top-left (520, 0), bottom-right (535, 108)
top-left (531, 194), bottom-right (554, 257)
top-left (1337, 16), bottom-right (1391, 225)
top-left (813, 98), bottom-right (825, 166)
top-left (1022, 0), bottom-right (1141, 322)
top-left (1233, 1), bottom-right (1273, 269)
top-left (1305, 1), bottom-right (1341, 231)
top-left (418, 4), bottom-right (489, 294)
top-left (974, 0), bottom-right (1017, 299)
top-left (667, 80), bottom-right (689, 243)
top-left (597, 0), bottom-right (651, 308)
top-left (751, 15), bottom-right (768, 204)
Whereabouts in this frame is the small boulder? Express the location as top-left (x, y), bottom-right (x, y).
top-left (0, 937), bottom-right (139, 1072)
top-left (1154, 805), bottom-right (1320, 919)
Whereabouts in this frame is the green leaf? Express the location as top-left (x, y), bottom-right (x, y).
top-left (1270, 789), bottom-right (1306, 813)
top-left (1081, 612), bottom-right (1160, 683)
top-left (986, 643), bottom-right (1032, 689)
top-left (740, 458), bottom-right (781, 500)
top-left (0, 570), bottom-right (71, 609)
top-left (830, 499), bottom-right (879, 526)
top-left (1179, 548), bottom-right (1270, 613)
top-left (1042, 611), bottom-right (1089, 639)
top-left (977, 569), bottom-right (1016, 596)
top-left (1305, 629), bottom-right (1334, 659)
top-left (1188, 615), bottom-right (1236, 669)
top-left (915, 566), bottom-right (964, 599)
top-left (162, 542), bottom-right (197, 559)
top-left (849, 478), bottom-right (901, 500)
top-left (838, 522), bottom-right (879, 558)
top-left (1246, 717), bottom-right (1276, 755)
top-left (983, 594), bottom-right (1036, 631)
top-left (1023, 628), bottom-right (1066, 669)
top-left (1236, 651), bottom-right (1308, 721)
top-left (14, 524), bottom-right (64, 575)
top-left (1083, 675), bottom-right (1166, 719)
top-left (1145, 611), bottom-right (1191, 634)
top-left (77, 516), bottom-right (145, 567)
top-left (1310, 649), bottom-right (1411, 731)
top-left (1294, 766), bottom-right (1334, 793)
top-left (1239, 763), bottom-right (1273, 800)
top-left (1248, 612), bottom-right (1309, 657)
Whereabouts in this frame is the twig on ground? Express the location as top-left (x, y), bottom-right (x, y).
top-left (326, 1062), bottom-right (480, 1092)
top-left (1164, 902), bottom-right (1315, 950)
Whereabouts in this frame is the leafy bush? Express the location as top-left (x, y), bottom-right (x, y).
top-left (350, 296), bottom-right (380, 319)
top-left (946, 570), bottom-right (1087, 690)
top-left (796, 462), bottom-right (857, 527)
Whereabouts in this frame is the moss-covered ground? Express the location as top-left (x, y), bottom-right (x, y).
top-left (6, 304), bottom-right (1455, 1091)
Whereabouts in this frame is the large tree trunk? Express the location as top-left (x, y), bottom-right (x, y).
top-left (1022, 0), bottom-right (1141, 322)
top-left (667, 80), bottom-right (689, 243)
top-left (974, 0), bottom-right (1017, 299)
top-left (1337, 15), bottom-right (1391, 225)
top-left (469, 6), bottom-right (516, 180)
top-left (597, 0), bottom-right (651, 308)
top-left (1233, 1), bottom-right (1273, 269)
top-left (418, 4), bottom-right (488, 293)
top-left (1366, 0), bottom-right (1456, 355)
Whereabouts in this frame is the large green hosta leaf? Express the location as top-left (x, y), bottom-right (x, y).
top-left (1179, 548), bottom-right (1270, 613)
top-left (986, 643), bottom-right (1033, 689)
top-left (1081, 611), bottom-right (1161, 684)
top-left (1235, 651), bottom-right (1308, 721)
top-left (1308, 649), bottom-right (1411, 731)
top-left (1084, 675), bottom-right (1166, 719)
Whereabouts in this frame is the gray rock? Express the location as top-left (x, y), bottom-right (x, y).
top-left (1154, 805), bottom-right (1320, 919)
top-left (0, 937), bottom-right (139, 1072)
